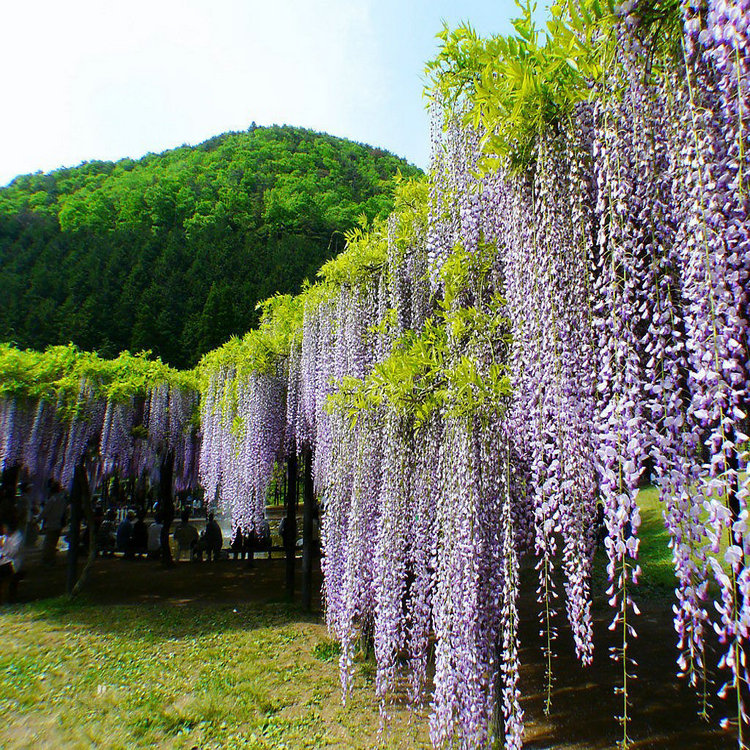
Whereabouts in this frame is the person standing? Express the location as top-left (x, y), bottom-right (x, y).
top-left (130, 509), bottom-right (148, 557)
top-left (230, 527), bottom-right (246, 561)
top-left (147, 513), bottom-right (163, 560)
top-left (204, 512), bottom-right (223, 562)
top-left (173, 509), bottom-right (199, 560)
top-left (116, 510), bottom-right (134, 555)
top-left (0, 511), bottom-right (24, 603)
top-left (40, 480), bottom-right (67, 565)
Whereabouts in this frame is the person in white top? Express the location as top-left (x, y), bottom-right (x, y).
top-left (0, 511), bottom-right (24, 603)
top-left (40, 479), bottom-right (67, 565)
top-left (147, 514), bottom-right (163, 559)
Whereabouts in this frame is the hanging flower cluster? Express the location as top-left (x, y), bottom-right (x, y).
top-left (203, 0), bottom-right (745, 745)
top-left (493, 126), bottom-right (598, 725)
top-left (198, 364), bottom-right (286, 534)
top-left (272, 161), bottom-right (520, 747)
top-left (2, 0), bottom-right (741, 746)
top-left (425, 0), bottom-right (748, 743)
top-left (677, 0), bottom-right (750, 729)
top-left (0, 345), bottom-right (200, 498)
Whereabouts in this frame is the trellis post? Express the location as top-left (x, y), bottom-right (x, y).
top-left (285, 448), bottom-right (298, 599)
top-left (301, 447), bottom-right (314, 612)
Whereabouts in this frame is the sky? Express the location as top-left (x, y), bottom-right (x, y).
top-left (0, 0), bottom-right (534, 186)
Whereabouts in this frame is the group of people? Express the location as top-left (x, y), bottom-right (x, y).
top-left (229, 519), bottom-right (272, 562)
top-left (114, 508), bottom-right (162, 559)
top-left (36, 484), bottom-right (141, 562)
top-left (174, 510), bottom-right (224, 561)
top-left (113, 508), bottom-right (225, 562)
top-left (3, 474), bottom-right (311, 587)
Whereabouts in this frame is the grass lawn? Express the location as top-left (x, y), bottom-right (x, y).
top-left (0, 486), bottom-right (736, 749)
top-left (631, 484), bottom-right (678, 592)
top-left (0, 597), bottom-right (428, 749)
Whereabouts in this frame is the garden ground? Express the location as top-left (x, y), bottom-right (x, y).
top-left (0, 494), bottom-right (738, 749)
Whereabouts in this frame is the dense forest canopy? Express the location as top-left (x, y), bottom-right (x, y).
top-left (0, 125), bottom-right (421, 368)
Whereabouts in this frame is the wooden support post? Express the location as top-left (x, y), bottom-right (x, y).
top-left (159, 450), bottom-right (175, 568)
top-left (302, 447), bottom-right (314, 612)
top-left (285, 449), bottom-right (298, 600)
top-left (66, 464), bottom-right (86, 595)
top-left (0, 465), bottom-right (19, 525)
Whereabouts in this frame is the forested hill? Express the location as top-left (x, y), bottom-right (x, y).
top-left (0, 125), bottom-right (421, 368)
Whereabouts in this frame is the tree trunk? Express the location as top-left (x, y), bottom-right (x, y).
top-left (112, 473), bottom-right (121, 507)
top-left (0, 465), bottom-right (19, 525)
top-left (285, 449), bottom-right (298, 600)
top-left (66, 464), bottom-right (87, 595)
top-left (302, 447), bottom-right (314, 612)
top-left (70, 476), bottom-right (97, 598)
top-left (160, 450), bottom-right (175, 567)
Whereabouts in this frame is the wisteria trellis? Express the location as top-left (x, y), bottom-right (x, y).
top-left (0, 349), bottom-right (200, 500)
top-left (196, 1), bottom-right (748, 746)
top-left (0, 0), bottom-right (747, 747)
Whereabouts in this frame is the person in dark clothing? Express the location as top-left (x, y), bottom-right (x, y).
top-left (40, 479), bottom-right (67, 565)
top-left (230, 527), bottom-right (246, 561)
top-left (116, 511), bottom-right (134, 555)
top-left (203, 512), bottom-right (223, 562)
top-left (97, 509), bottom-right (117, 557)
top-left (595, 502), bottom-right (607, 548)
top-left (248, 518), bottom-right (271, 560)
top-left (129, 509), bottom-right (148, 558)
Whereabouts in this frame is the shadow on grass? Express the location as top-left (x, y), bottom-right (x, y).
top-left (0, 558), bottom-right (321, 638)
top-left (2, 554), bottom-right (323, 643)
top-left (7, 596), bottom-right (317, 641)
top-left (1, 484), bottom-right (738, 749)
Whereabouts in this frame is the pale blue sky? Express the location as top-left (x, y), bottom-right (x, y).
top-left (0, 0), bottom-right (543, 186)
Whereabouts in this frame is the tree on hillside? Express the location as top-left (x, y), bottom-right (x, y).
top-left (0, 126), bottom-right (422, 367)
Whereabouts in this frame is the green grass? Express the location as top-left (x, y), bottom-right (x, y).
top-left (0, 600), bottom-right (428, 749)
top-left (0, 483), bottom-right (730, 748)
top-left (587, 484), bottom-right (701, 601)
top-left (633, 478), bottom-right (739, 596)
top-left (635, 484), bottom-right (679, 593)
top-left (311, 639), bottom-right (342, 663)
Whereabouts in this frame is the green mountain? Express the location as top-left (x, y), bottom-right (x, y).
top-left (0, 125), bottom-right (421, 368)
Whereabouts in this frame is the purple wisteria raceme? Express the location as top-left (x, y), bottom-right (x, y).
top-left (199, 364), bottom-right (285, 535)
top-left (427, 99), bottom-right (483, 288)
top-left (1, 373), bottom-right (198, 502)
top-left (0, 398), bottom-right (33, 475)
top-left (677, 0), bottom-right (750, 729)
top-left (336, 411), bottom-right (383, 697)
top-left (405, 414), bottom-right (440, 706)
top-left (591, 81), bottom-right (648, 742)
top-left (55, 380), bottom-right (105, 490)
top-left (100, 398), bottom-right (136, 478)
